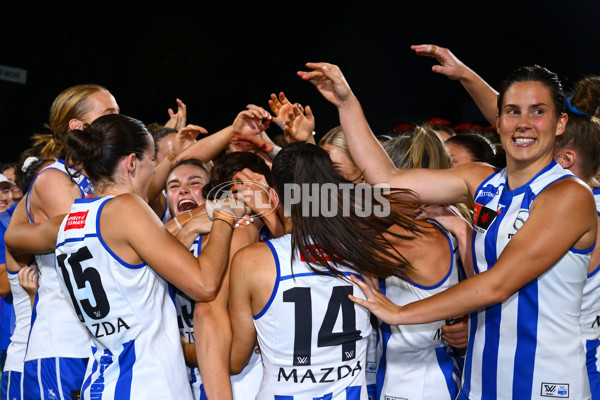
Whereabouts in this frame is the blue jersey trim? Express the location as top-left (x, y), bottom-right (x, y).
top-left (505, 159), bottom-right (561, 196)
top-left (571, 240), bottom-right (596, 254)
top-left (404, 221), bottom-right (454, 290)
top-left (473, 168), bottom-right (504, 206)
top-left (74, 197), bottom-right (104, 204)
top-left (26, 293), bottom-right (39, 356)
top-left (346, 385), bottom-right (361, 399)
top-left (96, 197), bottom-right (146, 269)
top-left (56, 233), bottom-right (100, 249)
top-left (279, 271), bottom-right (353, 281)
top-left (588, 262), bottom-right (600, 278)
top-left (254, 241), bottom-right (281, 320)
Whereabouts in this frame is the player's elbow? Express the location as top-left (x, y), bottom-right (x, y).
top-left (488, 285), bottom-right (512, 305)
top-left (188, 282), bottom-right (219, 303)
top-left (230, 357), bottom-right (248, 375)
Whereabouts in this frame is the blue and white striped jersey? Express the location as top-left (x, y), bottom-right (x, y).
top-left (459, 160), bottom-right (592, 400)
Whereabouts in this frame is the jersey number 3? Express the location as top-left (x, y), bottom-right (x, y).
top-left (284, 285), bottom-right (361, 366)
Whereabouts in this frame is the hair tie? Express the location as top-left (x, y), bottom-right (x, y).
top-left (565, 97), bottom-right (593, 119)
top-left (21, 156), bottom-right (39, 172)
top-left (51, 133), bottom-right (62, 142)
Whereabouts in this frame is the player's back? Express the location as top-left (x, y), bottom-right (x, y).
top-left (254, 234), bottom-right (371, 400)
top-left (56, 196), bottom-right (192, 399)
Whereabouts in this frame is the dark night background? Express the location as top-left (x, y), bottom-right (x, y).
top-left (1, 1), bottom-right (598, 163)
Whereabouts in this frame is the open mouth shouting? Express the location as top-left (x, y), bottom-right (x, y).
top-left (177, 198), bottom-right (200, 214)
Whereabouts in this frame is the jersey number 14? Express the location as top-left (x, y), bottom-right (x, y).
top-left (284, 285), bottom-right (361, 366)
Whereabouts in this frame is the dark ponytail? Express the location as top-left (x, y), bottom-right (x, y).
top-left (65, 114), bottom-right (152, 185)
top-left (272, 142), bottom-right (428, 280)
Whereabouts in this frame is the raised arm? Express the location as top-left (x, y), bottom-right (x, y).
top-left (411, 44), bottom-right (498, 125)
top-left (175, 106), bottom-right (273, 164)
top-left (351, 178), bottom-right (597, 325)
top-left (298, 62), bottom-right (493, 205)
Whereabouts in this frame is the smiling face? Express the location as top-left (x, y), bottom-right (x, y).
top-left (165, 163), bottom-right (210, 216)
top-left (497, 81), bottom-right (566, 171)
top-left (0, 183), bottom-right (13, 213)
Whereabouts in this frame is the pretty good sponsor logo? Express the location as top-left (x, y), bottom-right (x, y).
top-left (64, 211), bottom-right (89, 231)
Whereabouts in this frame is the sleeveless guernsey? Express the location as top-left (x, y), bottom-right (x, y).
top-left (459, 160), bottom-right (592, 400)
top-left (56, 197), bottom-right (192, 399)
top-left (254, 233), bottom-right (372, 399)
top-left (377, 222), bottom-right (462, 400)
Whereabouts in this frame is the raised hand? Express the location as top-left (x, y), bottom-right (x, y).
top-left (164, 98), bottom-right (188, 130)
top-left (297, 62), bottom-right (355, 107)
top-left (269, 92), bottom-right (315, 144)
top-left (411, 44), bottom-right (498, 125)
top-left (232, 105), bottom-right (272, 137)
top-left (410, 44), bottom-right (468, 81)
top-left (172, 124), bottom-right (208, 156)
top-left (268, 92), bottom-right (293, 123)
top-left (231, 168), bottom-right (277, 218)
top-left (285, 103), bottom-right (315, 144)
